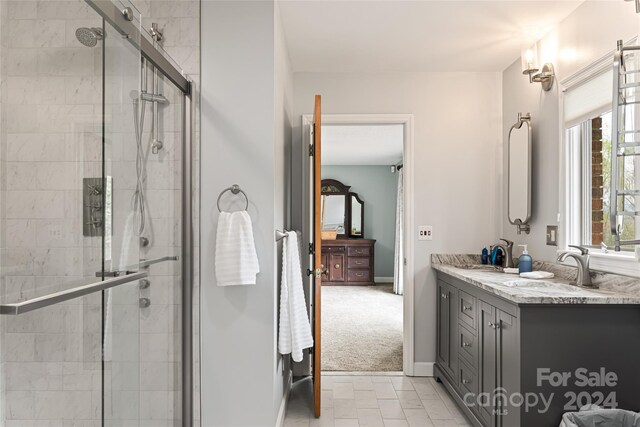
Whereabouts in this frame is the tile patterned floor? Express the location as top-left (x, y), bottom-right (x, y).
top-left (284, 374), bottom-right (472, 427)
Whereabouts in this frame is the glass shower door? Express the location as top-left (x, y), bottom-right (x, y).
top-left (101, 4), bottom-right (143, 426)
top-left (0, 0), bottom-right (108, 424)
top-left (0, 0), bottom-right (144, 425)
top-left (0, 0), bottom-right (190, 424)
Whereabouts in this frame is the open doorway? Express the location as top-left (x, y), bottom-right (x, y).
top-left (320, 123), bottom-right (405, 373)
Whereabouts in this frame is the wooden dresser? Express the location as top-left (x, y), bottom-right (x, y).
top-left (321, 239), bottom-right (376, 286)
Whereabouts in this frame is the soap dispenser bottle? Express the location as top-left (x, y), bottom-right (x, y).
top-left (518, 245), bottom-right (533, 273)
top-left (481, 248), bottom-right (489, 265)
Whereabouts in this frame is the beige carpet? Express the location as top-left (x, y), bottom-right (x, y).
top-left (322, 284), bottom-right (403, 372)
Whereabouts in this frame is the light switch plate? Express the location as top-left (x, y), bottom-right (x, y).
top-left (546, 225), bottom-right (558, 246)
top-left (419, 226), bottom-right (433, 241)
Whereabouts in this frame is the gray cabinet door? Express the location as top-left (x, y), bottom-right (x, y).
top-left (478, 300), bottom-right (497, 427)
top-left (497, 310), bottom-right (519, 427)
top-left (437, 280), bottom-right (457, 378)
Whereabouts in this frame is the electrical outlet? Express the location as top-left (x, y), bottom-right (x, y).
top-left (419, 226), bottom-right (433, 241)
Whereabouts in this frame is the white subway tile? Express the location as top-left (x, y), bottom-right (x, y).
top-left (7, 133), bottom-right (66, 162)
top-left (1, 333), bottom-right (36, 362)
top-left (6, 390), bottom-right (34, 419)
top-left (6, 191), bottom-right (65, 219)
top-left (5, 219), bottom-right (37, 247)
top-left (36, 1), bottom-right (92, 20)
top-left (7, 1), bottom-right (37, 19)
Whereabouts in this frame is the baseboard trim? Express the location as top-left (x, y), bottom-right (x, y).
top-left (412, 362), bottom-right (434, 377)
top-left (375, 277), bottom-right (394, 283)
top-left (276, 371), bottom-right (293, 427)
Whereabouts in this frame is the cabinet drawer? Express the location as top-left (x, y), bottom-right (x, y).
top-left (347, 269), bottom-right (371, 282)
top-left (458, 358), bottom-right (478, 397)
top-left (348, 246), bottom-right (371, 257)
top-left (348, 257), bottom-right (370, 268)
top-left (329, 253), bottom-right (345, 282)
top-left (459, 290), bottom-right (477, 329)
top-left (458, 324), bottom-right (477, 368)
top-left (323, 245), bottom-right (345, 253)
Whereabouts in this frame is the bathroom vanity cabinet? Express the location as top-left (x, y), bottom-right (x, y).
top-left (435, 271), bottom-right (640, 427)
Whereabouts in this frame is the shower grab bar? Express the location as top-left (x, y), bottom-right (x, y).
top-left (98, 255), bottom-right (179, 277)
top-left (0, 271), bottom-right (148, 316)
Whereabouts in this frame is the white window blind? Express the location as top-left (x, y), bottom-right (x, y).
top-left (564, 69), bottom-right (613, 126)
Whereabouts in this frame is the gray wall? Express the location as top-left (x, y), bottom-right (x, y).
top-left (293, 72), bottom-right (503, 371)
top-left (501, 2), bottom-right (639, 262)
top-left (322, 165), bottom-right (398, 278)
top-left (200, 1), bottom-right (292, 425)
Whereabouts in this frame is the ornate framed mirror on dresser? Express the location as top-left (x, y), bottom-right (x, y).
top-left (320, 179), bottom-right (375, 286)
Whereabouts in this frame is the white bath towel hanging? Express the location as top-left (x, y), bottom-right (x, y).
top-left (278, 231), bottom-right (313, 362)
top-left (215, 211), bottom-right (260, 286)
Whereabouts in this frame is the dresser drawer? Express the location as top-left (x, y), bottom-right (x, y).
top-left (458, 324), bottom-right (477, 367)
top-left (348, 257), bottom-right (370, 269)
top-left (458, 358), bottom-right (478, 396)
top-left (347, 269), bottom-right (371, 282)
top-left (348, 246), bottom-right (371, 257)
top-left (458, 290), bottom-right (477, 329)
top-left (323, 245), bottom-right (346, 253)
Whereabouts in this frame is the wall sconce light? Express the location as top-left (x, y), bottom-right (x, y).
top-left (521, 44), bottom-right (555, 91)
top-left (624, 0), bottom-right (640, 13)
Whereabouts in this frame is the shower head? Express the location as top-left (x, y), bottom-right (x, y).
top-left (75, 27), bottom-right (103, 47)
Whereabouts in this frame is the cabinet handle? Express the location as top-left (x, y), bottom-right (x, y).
top-left (488, 322), bottom-right (500, 330)
top-left (462, 305), bottom-right (472, 311)
top-left (462, 342), bottom-right (471, 347)
top-left (335, 264), bottom-right (340, 269)
top-left (462, 379), bottom-right (471, 384)
top-left (441, 293), bottom-right (448, 299)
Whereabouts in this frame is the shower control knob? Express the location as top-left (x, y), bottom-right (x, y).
top-left (139, 279), bottom-right (150, 290)
top-left (139, 298), bottom-right (151, 308)
top-left (87, 184), bottom-right (101, 195)
top-left (140, 236), bottom-right (149, 247)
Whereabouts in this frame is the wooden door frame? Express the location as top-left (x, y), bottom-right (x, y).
top-left (301, 113), bottom-right (416, 376)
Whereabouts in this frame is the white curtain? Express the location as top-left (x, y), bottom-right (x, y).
top-left (393, 170), bottom-right (404, 295)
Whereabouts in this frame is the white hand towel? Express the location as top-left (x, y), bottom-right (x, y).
top-left (215, 211), bottom-right (260, 286)
top-left (278, 231), bottom-right (314, 362)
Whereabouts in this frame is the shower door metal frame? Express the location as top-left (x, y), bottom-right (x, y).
top-left (84, 1), bottom-right (196, 425)
top-left (85, 0), bottom-right (191, 95)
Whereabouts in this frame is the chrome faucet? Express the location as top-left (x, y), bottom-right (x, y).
top-left (491, 238), bottom-right (515, 268)
top-left (557, 245), bottom-right (595, 288)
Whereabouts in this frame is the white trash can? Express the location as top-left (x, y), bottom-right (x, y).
top-left (560, 406), bottom-right (640, 427)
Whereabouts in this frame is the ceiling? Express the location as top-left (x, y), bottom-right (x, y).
top-left (278, 1), bottom-right (584, 73)
top-left (321, 124), bottom-right (404, 165)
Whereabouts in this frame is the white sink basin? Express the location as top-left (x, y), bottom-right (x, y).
top-left (499, 280), bottom-right (580, 293)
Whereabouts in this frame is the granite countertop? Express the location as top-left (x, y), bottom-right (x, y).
top-left (432, 254), bottom-right (640, 305)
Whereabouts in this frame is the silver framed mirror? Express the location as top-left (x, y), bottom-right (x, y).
top-left (508, 113), bottom-right (532, 234)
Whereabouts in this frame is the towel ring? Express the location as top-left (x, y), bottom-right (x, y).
top-left (217, 184), bottom-right (249, 212)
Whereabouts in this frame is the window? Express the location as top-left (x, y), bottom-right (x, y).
top-left (565, 70), bottom-right (640, 252)
top-left (565, 111), bottom-right (630, 248)
top-left (563, 43), bottom-right (640, 275)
